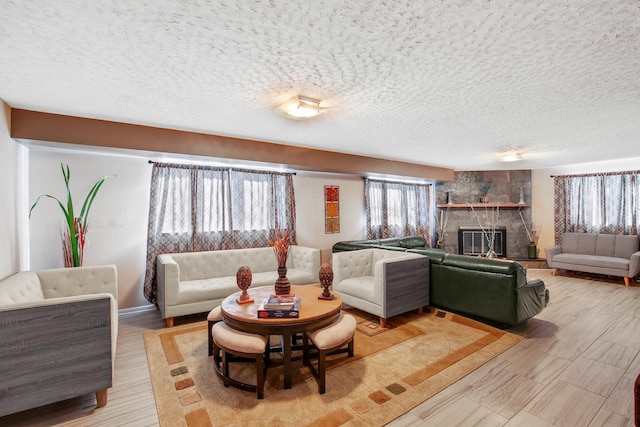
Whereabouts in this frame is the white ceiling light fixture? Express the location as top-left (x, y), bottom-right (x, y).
top-left (276, 95), bottom-right (330, 120)
top-left (499, 151), bottom-right (523, 162)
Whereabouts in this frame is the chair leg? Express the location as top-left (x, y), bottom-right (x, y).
top-left (222, 351), bottom-right (230, 387)
top-left (213, 342), bottom-right (221, 369)
top-left (208, 321), bottom-right (214, 356)
top-left (95, 389), bottom-right (108, 408)
top-left (256, 354), bottom-right (265, 399)
top-left (166, 317), bottom-right (174, 328)
top-left (302, 334), bottom-right (310, 366)
top-left (625, 277), bottom-right (631, 287)
top-left (347, 338), bottom-right (354, 357)
top-left (380, 317), bottom-right (387, 328)
top-left (318, 349), bottom-right (327, 394)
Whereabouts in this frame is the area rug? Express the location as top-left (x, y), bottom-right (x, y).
top-left (144, 307), bottom-right (522, 427)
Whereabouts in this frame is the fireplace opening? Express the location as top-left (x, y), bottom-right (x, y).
top-left (458, 227), bottom-right (507, 257)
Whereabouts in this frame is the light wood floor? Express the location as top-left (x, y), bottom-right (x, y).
top-left (2, 269), bottom-right (638, 426)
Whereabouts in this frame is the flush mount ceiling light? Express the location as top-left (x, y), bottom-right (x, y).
top-left (276, 95), bottom-right (330, 120)
top-left (499, 151), bottom-right (523, 162)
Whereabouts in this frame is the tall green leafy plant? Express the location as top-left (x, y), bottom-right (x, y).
top-left (29, 163), bottom-right (114, 267)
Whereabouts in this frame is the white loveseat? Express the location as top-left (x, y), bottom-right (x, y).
top-left (0, 265), bottom-right (118, 416)
top-left (332, 248), bottom-right (430, 327)
top-left (156, 245), bottom-right (321, 327)
top-left (546, 232), bottom-right (640, 286)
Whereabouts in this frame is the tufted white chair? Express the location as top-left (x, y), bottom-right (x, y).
top-left (332, 249), bottom-right (430, 327)
top-left (0, 265), bottom-right (118, 416)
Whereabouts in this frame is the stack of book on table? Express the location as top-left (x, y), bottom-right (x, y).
top-left (257, 294), bottom-right (301, 318)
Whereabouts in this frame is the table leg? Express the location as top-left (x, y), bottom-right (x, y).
top-left (282, 332), bottom-right (293, 389)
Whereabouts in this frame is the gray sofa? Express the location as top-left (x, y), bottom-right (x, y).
top-left (546, 232), bottom-right (640, 286)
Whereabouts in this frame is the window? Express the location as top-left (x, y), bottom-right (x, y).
top-left (554, 171), bottom-right (640, 242)
top-left (364, 178), bottom-right (432, 241)
top-left (144, 163), bottom-right (296, 304)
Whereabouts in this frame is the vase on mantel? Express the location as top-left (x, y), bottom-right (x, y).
top-left (528, 242), bottom-right (537, 259)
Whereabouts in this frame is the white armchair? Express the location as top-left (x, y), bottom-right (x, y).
top-left (0, 265), bottom-right (118, 416)
top-left (332, 249), bottom-right (429, 327)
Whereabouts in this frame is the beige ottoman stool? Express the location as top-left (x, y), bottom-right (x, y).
top-left (211, 322), bottom-right (269, 399)
top-left (303, 313), bottom-right (356, 394)
top-left (207, 306), bottom-right (222, 356)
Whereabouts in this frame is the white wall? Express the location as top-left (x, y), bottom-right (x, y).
top-left (27, 150), bottom-right (369, 309)
top-left (0, 101), bottom-right (28, 279)
top-left (29, 148), bottom-right (152, 309)
top-left (294, 172), bottom-right (365, 264)
top-left (532, 157), bottom-right (640, 258)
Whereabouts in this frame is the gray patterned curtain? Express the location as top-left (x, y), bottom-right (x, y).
top-left (364, 178), bottom-right (432, 242)
top-left (553, 171), bottom-right (640, 244)
top-left (143, 162), bottom-right (296, 304)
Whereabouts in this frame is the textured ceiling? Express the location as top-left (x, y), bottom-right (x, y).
top-left (1, 1), bottom-right (640, 171)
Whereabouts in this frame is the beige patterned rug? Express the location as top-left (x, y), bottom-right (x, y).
top-left (144, 307), bottom-right (522, 427)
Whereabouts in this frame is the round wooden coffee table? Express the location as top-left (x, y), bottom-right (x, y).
top-left (220, 284), bottom-right (342, 389)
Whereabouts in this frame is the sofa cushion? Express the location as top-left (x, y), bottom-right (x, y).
top-left (578, 234), bottom-right (597, 255)
top-left (561, 233), bottom-right (580, 254)
top-left (177, 268), bottom-right (318, 305)
top-left (172, 247), bottom-right (277, 281)
top-left (0, 272), bottom-right (45, 305)
top-left (562, 233), bottom-right (599, 255)
top-left (335, 276), bottom-right (376, 304)
top-left (595, 234), bottom-right (616, 257)
top-left (406, 247), bottom-right (447, 263)
top-left (553, 253), bottom-right (630, 271)
top-left (614, 235), bottom-right (639, 259)
top-left (178, 277), bottom-right (239, 304)
top-left (397, 236), bottom-right (427, 248)
top-left (250, 269), bottom-right (316, 287)
top-left (333, 249), bottom-right (374, 278)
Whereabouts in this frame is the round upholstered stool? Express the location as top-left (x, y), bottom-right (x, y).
top-left (303, 313), bottom-right (357, 394)
top-left (207, 306), bottom-right (222, 356)
top-left (211, 322), bottom-right (269, 399)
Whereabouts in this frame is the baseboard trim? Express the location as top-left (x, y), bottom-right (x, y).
top-left (119, 304), bottom-right (157, 317)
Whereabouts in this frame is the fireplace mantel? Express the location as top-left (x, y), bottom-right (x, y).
top-left (437, 203), bottom-right (530, 209)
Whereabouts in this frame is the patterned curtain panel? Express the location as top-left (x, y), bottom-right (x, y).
top-left (553, 171), bottom-right (640, 244)
top-left (364, 178), bottom-right (432, 242)
top-left (143, 162), bottom-right (296, 304)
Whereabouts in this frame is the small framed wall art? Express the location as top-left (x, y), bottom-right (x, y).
top-left (324, 185), bottom-right (340, 234)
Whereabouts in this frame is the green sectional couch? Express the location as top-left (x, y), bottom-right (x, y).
top-left (332, 236), bottom-right (549, 326)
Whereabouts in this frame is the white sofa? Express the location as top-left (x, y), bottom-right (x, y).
top-left (156, 245), bottom-right (321, 327)
top-left (0, 265), bottom-right (118, 416)
top-left (546, 232), bottom-right (640, 286)
top-left (332, 248), bottom-right (430, 327)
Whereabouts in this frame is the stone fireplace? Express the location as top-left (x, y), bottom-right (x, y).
top-left (435, 170), bottom-right (534, 259)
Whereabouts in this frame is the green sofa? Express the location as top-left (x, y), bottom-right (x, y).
top-left (332, 236), bottom-right (549, 326)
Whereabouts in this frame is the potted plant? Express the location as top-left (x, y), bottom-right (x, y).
top-left (29, 163), bottom-right (114, 267)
